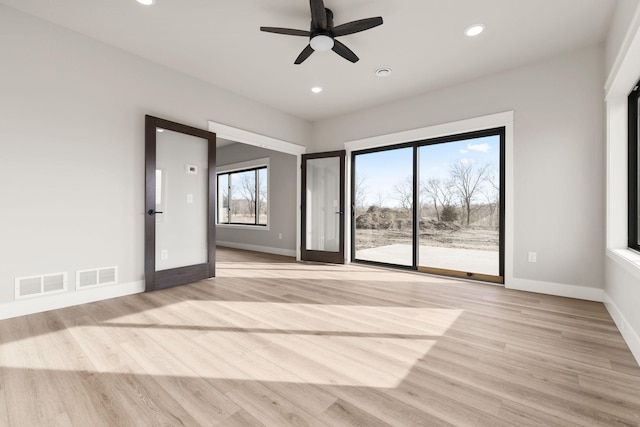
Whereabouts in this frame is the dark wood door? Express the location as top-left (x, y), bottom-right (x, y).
top-left (301, 150), bottom-right (346, 264)
top-left (144, 115), bottom-right (216, 291)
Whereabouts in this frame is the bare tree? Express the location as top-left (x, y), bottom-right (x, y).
top-left (450, 160), bottom-right (491, 226)
top-left (375, 189), bottom-right (386, 208)
top-left (392, 176), bottom-right (413, 211)
top-left (481, 173), bottom-right (500, 228)
top-left (354, 174), bottom-right (368, 217)
top-left (238, 173), bottom-right (257, 219)
top-left (422, 178), bottom-right (455, 221)
top-left (220, 185), bottom-right (229, 222)
top-left (422, 179), bottom-right (440, 220)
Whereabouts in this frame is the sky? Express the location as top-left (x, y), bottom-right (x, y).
top-left (354, 135), bottom-right (500, 208)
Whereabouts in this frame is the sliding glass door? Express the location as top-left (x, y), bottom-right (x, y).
top-left (417, 133), bottom-right (502, 280)
top-left (352, 146), bottom-right (414, 267)
top-left (352, 128), bottom-right (504, 282)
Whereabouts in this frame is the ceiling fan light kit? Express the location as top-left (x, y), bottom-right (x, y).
top-left (310, 35), bottom-right (334, 52)
top-left (260, 0), bottom-right (383, 64)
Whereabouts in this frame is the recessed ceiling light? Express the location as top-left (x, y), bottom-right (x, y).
top-left (311, 87), bottom-right (323, 94)
top-left (464, 24), bottom-right (485, 37)
top-left (375, 66), bottom-right (392, 77)
top-left (156, 128), bottom-right (164, 132)
top-left (137, 0), bottom-right (155, 5)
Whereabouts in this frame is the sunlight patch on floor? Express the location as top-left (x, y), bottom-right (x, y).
top-left (0, 302), bottom-right (462, 388)
top-left (215, 261), bottom-right (461, 283)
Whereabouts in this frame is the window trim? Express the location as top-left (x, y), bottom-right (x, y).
top-left (629, 80), bottom-right (640, 250)
top-left (216, 157), bottom-right (270, 230)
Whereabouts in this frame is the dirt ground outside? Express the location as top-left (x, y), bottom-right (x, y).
top-left (355, 226), bottom-right (499, 252)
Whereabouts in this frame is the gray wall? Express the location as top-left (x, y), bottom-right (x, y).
top-left (0, 5), bottom-right (310, 309)
top-left (312, 46), bottom-right (606, 291)
top-left (216, 143), bottom-right (297, 254)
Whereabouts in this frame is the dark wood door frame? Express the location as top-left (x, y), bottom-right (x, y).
top-left (301, 150), bottom-right (346, 264)
top-left (145, 115), bottom-right (217, 292)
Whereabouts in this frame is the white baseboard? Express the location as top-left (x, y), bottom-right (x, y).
top-left (217, 241), bottom-right (296, 257)
top-left (506, 278), bottom-right (604, 302)
top-left (603, 292), bottom-right (640, 366)
top-left (0, 280), bottom-right (144, 321)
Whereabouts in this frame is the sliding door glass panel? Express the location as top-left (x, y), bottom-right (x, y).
top-left (353, 147), bottom-right (413, 266)
top-left (305, 157), bottom-right (340, 252)
top-left (418, 135), bottom-right (500, 276)
top-left (155, 129), bottom-right (208, 271)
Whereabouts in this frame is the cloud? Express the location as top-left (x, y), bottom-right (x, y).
top-left (459, 149), bottom-right (468, 154)
top-left (467, 142), bottom-right (490, 153)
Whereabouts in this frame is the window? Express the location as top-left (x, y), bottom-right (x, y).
top-left (629, 79), bottom-right (640, 250)
top-left (217, 164), bottom-right (268, 226)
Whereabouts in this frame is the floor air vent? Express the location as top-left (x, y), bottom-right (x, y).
top-left (76, 266), bottom-right (118, 289)
top-left (15, 273), bottom-right (67, 300)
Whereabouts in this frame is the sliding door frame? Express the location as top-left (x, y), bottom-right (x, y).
top-left (350, 127), bottom-right (506, 283)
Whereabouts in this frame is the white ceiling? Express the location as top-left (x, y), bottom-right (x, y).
top-left (1, 0), bottom-right (618, 122)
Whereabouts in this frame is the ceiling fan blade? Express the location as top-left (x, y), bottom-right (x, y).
top-left (333, 17), bottom-right (383, 37)
top-left (332, 40), bottom-right (359, 63)
top-left (310, 0), bottom-right (327, 30)
top-left (260, 27), bottom-right (311, 37)
top-left (294, 45), bottom-right (315, 64)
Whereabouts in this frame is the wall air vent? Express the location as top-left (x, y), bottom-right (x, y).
top-left (76, 266), bottom-right (118, 289)
top-left (15, 272), bottom-right (67, 300)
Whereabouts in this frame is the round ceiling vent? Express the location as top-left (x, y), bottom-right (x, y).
top-left (375, 66), bottom-right (392, 77)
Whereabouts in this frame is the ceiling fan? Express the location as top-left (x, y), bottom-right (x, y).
top-left (260, 0), bottom-right (383, 64)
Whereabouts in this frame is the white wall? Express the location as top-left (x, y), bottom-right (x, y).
top-left (216, 143), bottom-right (297, 256)
top-left (604, 1), bottom-right (640, 363)
top-left (0, 6), bottom-right (311, 318)
top-left (313, 46), bottom-right (606, 297)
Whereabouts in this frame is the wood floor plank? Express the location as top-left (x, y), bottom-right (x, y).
top-left (0, 246), bottom-right (638, 426)
top-left (119, 334), bottom-right (242, 425)
top-left (319, 398), bottom-right (394, 427)
top-left (225, 381), bottom-right (329, 427)
top-left (0, 365), bottom-right (10, 427)
top-left (324, 387), bottom-right (454, 427)
top-left (0, 317), bottom-right (74, 426)
top-left (215, 408), bottom-right (267, 427)
top-left (496, 398), bottom-right (585, 427)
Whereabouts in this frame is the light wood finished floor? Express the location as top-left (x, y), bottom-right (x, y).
top-left (1, 247), bottom-right (639, 426)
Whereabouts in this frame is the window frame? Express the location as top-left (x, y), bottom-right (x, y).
top-left (216, 158), bottom-right (269, 229)
top-left (628, 79), bottom-right (640, 251)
